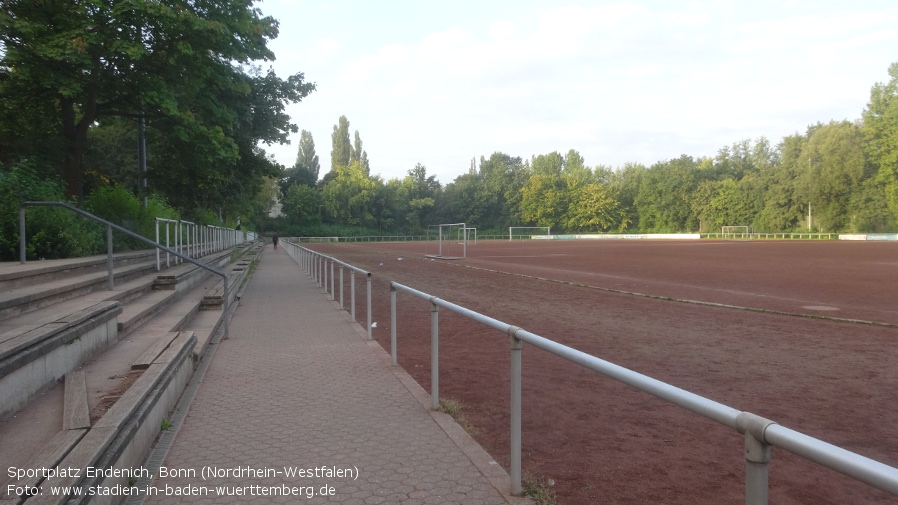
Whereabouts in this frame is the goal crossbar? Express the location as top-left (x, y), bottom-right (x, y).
top-left (427, 223), bottom-right (467, 259)
top-left (509, 226), bottom-right (551, 241)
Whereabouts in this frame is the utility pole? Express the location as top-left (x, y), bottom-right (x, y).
top-left (808, 202), bottom-right (812, 231)
top-left (138, 114), bottom-right (147, 208)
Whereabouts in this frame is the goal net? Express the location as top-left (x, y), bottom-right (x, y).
top-left (509, 226), bottom-right (551, 241)
top-left (721, 226), bottom-right (752, 239)
top-left (427, 223), bottom-right (467, 259)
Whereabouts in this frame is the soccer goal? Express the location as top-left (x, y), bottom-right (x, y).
top-left (427, 223), bottom-right (467, 259)
top-left (460, 227), bottom-right (477, 245)
top-left (721, 226), bottom-right (752, 239)
top-left (509, 226), bottom-right (551, 241)
top-left (297, 236), bottom-right (339, 243)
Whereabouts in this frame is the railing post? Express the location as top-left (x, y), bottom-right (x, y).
top-left (107, 225), bottom-right (114, 290)
top-left (431, 300), bottom-right (439, 410)
top-left (155, 219), bottom-right (161, 271)
top-left (366, 274), bottom-right (372, 340)
top-left (19, 206), bottom-right (26, 264)
top-left (350, 270), bottom-right (356, 321)
top-left (165, 221), bottom-right (171, 268)
top-left (737, 412), bottom-right (774, 505)
top-left (323, 257), bottom-right (328, 294)
top-left (329, 260), bottom-right (335, 301)
top-left (339, 266), bottom-right (344, 308)
top-left (390, 285), bottom-right (397, 365)
top-left (745, 433), bottom-right (771, 505)
top-left (510, 334), bottom-right (523, 496)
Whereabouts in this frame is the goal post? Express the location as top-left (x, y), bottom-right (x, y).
top-left (721, 226), bottom-right (752, 239)
top-left (460, 227), bottom-right (477, 245)
top-left (427, 223), bottom-right (467, 259)
top-left (509, 226), bottom-right (551, 241)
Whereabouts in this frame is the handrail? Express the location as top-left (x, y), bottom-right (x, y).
top-left (19, 201), bottom-right (231, 338)
top-left (389, 280), bottom-right (898, 501)
top-left (282, 241), bottom-right (372, 339)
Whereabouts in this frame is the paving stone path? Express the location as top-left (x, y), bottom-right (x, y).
top-left (143, 246), bottom-right (521, 505)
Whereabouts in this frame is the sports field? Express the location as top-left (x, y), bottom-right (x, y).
top-left (302, 239), bottom-right (898, 504)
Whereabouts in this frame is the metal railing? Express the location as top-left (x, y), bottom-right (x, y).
top-left (154, 219), bottom-right (250, 271)
top-left (389, 280), bottom-right (898, 502)
top-left (283, 241), bottom-right (373, 339)
top-left (703, 232), bottom-right (838, 240)
top-left (19, 201), bottom-right (231, 337)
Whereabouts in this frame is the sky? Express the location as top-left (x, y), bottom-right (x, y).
top-left (258, 0), bottom-right (898, 184)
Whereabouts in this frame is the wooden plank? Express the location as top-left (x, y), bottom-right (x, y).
top-left (0, 323), bottom-right (67, 359)
top-left (93, 364), bottom-right (165, 430)
top-left (63, 371), bottom-right (90, 430)
top-left (27, 427), bottom-right (118, 505)
top-left (153, 331), bottom-right (195, 365)
top-left (13, 428), bottom-right (88, 496)
top-left (131, 332), bottom-right (180, 370)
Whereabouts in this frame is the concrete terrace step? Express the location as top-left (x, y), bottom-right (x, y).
top-left (0, 262), bottom-right (156, 322)
top-left (0, 240), bottom-right (263, 502)
top-left (0, 301), bottom-right (122, 419)
top-left (0, 250), bottom-right (156, 291)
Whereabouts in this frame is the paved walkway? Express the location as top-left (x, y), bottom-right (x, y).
top-left (143, 247), bottom-right (523, 505)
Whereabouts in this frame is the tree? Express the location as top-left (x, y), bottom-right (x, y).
top-left (862, 62), bottom-right (898, 220)
top-left (320, 161), bottom-right (376, 226)
top-left (295, 130), bottom-right (321, 183)
top-left (565, 181), bottom-right (627, 232)
top-left (796, 121), bottom-right (867, 231)
top-left (0, 0), bottom-right (314, 202)
top-left (520, 172), bottom-right (569, 230)
top-left (281, 184), bottom-right (319, 225)
top-left (611, 163), bottom-right (646, 231)
top-left (331, 116), bottom-right (351, 172)
top-left (280, 130), bottom-right (319, 194)
top-left (755, 134), bottom-right (805, 231)
top-left (636, 155), bottom-right (702, 232)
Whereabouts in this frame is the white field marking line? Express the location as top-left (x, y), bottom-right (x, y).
top-left (449, 262), bottom-right (896, 328)
top-left (478, 254), bottom-right (568, 258)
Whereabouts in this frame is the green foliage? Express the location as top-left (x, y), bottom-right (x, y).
top-left (281, 184), bottom-right (320, 225)
top-left (863, 62), bottom-right (898, 222)
top-left (330, 116), bottom-right (352, 172)
top-left (0, 0), bottom-right (314, 206)
top-left (636, 155), bottom-right (703, 232)
top-left (0, 161), bottom-right (104, 261)
top-left (83, 185), bottom-right (179, 250)
top-left (321, 161), bottom-right (376, 226)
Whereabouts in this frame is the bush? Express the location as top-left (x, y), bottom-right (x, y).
top-left (0, 161), bottom-right (104, 261)
top-left (84, 185), bottom-right (180, 250)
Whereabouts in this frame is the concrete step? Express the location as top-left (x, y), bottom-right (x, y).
top-left (0, 240), bottom-right (263, 502)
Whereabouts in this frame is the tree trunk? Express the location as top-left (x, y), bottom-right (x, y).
top-left (59, 82), bottom-right (98, 203)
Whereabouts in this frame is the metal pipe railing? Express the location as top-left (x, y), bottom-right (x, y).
top-left (283, 241), bottom-right (373, 339)
top-left (20, 202), bottom-right (232, 338)
top-left (389, 280), bottom-right (898, 500)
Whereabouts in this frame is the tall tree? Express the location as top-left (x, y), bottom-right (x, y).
top-left (796, 121), bottom-right (867, 231)
top-left (331, 115), bottom-right (351, 171)
top-left (862, 62), bottom-right (898, 220)
top-left (295, 130), bottom-right (321, 181)
top-left (0, 0), bottom-right (313, 202)
top-left (280, 130), bottom-right (319, 194)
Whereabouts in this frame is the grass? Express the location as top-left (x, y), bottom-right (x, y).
top-left (523, 475), bottom-right (558, 505)
top-left (161, 419), bottom-right (172, 431)
top-left (438, 397), bottom-right (478, 437)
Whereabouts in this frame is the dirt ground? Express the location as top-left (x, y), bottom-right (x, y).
top-left (303, 239), bottom-right (898, 504)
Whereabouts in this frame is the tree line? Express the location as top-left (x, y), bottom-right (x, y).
top-left (0, 0), bottom-right (313, 227)
top-left (279, 64), bottom-right (898, 235)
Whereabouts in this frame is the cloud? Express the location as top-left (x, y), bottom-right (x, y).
top-left (265, 1), bottom-right (898, 183)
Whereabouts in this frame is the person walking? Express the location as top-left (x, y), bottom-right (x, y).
top-left (272, 233), bottom-right (279, 250)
